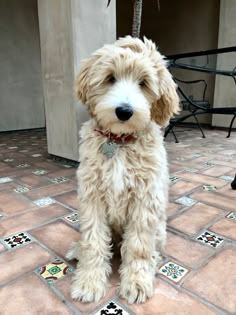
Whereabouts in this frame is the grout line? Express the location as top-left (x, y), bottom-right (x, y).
top-left (50, 285), bottom-right (81, 314)
top-left (180, 286), bottom-right (230, 315)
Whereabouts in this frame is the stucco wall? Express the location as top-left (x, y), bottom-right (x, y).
top-left (0, 0), bottom-right (45, 131)
top-left (117, 0), bottom-right (220, 124)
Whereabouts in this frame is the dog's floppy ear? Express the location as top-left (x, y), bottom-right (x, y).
top-left (151, 67), bottom-right (180, 127)
top-left (74, 58), bottom-right (92, 104)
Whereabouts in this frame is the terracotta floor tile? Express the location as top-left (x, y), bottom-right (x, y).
top-left (24, 181), bottom-right (77, 200)
top-left (0, 243), bottom-right (6, 253)
top-left (120, 279), bottom-right (217, 315)
top-left (210, 218), bottom-right (236, 240)
top-left (218, 149), bottom-right (236, 155)
top-left (170, 180), bottom-right (201, 199)
top-left (0, 243), bottom-right (53, 286)
top-left (217, 184), bottom-right (236, 199)
top-left (168, 163), bottom-right (186, 174)
top-left (164, 232), bottom-right (211, 268)
top-left (0, 274), bottom-right (73, 315)
top-left (167, 202), bottom-right (182, 217)
top-left (2, 152), bottom-right (28, 159)
top-left (202, 165), bottom-right (234, 177)
top-left (30, 221), bottom-right (80, 259)
top-left (0, 191), bottom-right (36, 215)
top-left (0, 167), bottom-right (33, 179)
top-left (0, 204), bottom-right (70, 237)
top-left (168, 203), bottom-right (225, 236)
top-left (184, 246), bottom-right (236, 313)
top-left (54, 191), bottom-right (78, 210)
top-left (190, 190), bottom-right (236, 212)
top-left (209, 159), bottom-right (236, 168)
top-left (179, 172), bottom-right (227, 188)
top-left (0, 181), bottom-right (19, 192)
top-left (54, 273), bottom-right (117, 315)
top-left (16, 174), bottom-right (51, 188)
top-left (33, 161), bottom-right (61, 171)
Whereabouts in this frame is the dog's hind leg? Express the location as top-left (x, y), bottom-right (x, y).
top-left (71, 195), bottom-right (113, 303)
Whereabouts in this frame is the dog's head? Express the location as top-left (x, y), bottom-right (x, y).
top-left (75, 36), bottom-right (179, 134)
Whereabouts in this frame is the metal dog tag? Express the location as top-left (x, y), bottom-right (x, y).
top-left (102, 140), bottom-right (117, 158)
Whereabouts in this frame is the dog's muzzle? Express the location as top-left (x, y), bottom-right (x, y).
top-left (115, 104), bottom-right (133, 121)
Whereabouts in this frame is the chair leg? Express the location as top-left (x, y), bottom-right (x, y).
top-left (193, 114), bottom-right (206, 138)
top-left (164, 124), bottom-right (179, 143)
top-left (226, 115), bottom-right (236, 138)
top-left (171, 128), bottom-right (179, 143)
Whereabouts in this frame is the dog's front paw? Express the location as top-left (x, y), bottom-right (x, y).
top-left (118, 272), bottom-right (154, 304)
top-left (71, 268), bottom-right (109, 302)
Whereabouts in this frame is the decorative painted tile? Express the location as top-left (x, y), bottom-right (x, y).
top-left (175, 196), bottom-right (196, 207)
top-left (19, 150), bottom-right (29, 153)
top-left (31, 154), bottom-right (42, 157)
top-left (32, 169), bottom-right (48, 175)
top-left (0, 144), bottom-right (6, 146)
top-left (3, 159), bottom-right (14, 162)
top-left (4, 232), bottom-right (32, 249)
top-left (196, 231), bottom-right (224, 248)
top-left (50, 177), bottom-right (69, 184)
top-left (184, 168), bottom-right (198, 173)
top-left (203, 162), bottom-right (215, 167)
top-left (8, 146), bottom-right (18, 149)
top-left (16, 163), bottom-right (31, 168)
top-left (176, 157), bottom-right (187, 161)
top-left (64, 212), bottom-right (79, 224)
top-left (94, 301), bottom-right (131, 315)
top-left (0, 214), bottom-right (4, 221)
top-left (192, 153), bottom-right (201, 158)
top-left (63, 164), bottom-right (72, 168)
top-left (158, 261), bottom-right (189, 283)
top-left (0, 177), bottom-right (13, 184)
top-left (226, 212), bottom-right (236, 221)
top-left (36, 259), bottom-right (73, 284)
top-left (14, 186), bottom-right (30, 193)
top-left (219, 175), bottom-right (234, 182)
top-left (34, 197), bottom-right (56, 207)
top-left (31, 143), bottom-right (38, 146)
top-left (202, 185), bottom-right (216, 191)
top-left (169, 176), bottom-right (180, 184)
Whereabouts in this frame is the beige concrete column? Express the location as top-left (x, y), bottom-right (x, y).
top-left (213, 0), bottom-right (236, 127)
top-left (37, 0), bottom-right (116, 160)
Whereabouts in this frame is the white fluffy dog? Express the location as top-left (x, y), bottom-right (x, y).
top-left (67, 36), bottom-right (179, 304)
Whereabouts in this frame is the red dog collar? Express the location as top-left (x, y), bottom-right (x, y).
top-left (94, 129), bottom-right (134, 142)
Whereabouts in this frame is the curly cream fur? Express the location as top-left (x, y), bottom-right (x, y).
top-left (67, 36), bottom-right (179, 304)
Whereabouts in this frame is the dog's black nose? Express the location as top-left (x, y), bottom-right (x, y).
top-left (115, 104), bottom-right (133, 121)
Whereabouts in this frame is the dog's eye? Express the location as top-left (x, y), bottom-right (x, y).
top-left (139, 80), bottom-right (146, 87)
top-left (108, 75), bottom-right (116, 84)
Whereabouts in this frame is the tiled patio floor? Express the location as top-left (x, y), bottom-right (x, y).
top-left (0, 127), bottom-right (235, 314)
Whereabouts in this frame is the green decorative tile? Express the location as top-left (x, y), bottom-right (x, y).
top-left (202, 185), bottom-right (216, 191)
top-left (226, 212), bottom-right (236, 221)
top-left (158, 261), bottom-right (189, 283)
top-left (36, 259), bottom-right (73, 284)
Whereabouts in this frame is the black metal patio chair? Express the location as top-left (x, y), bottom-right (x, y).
top-left (164, 47), bottom-right (236, 143)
